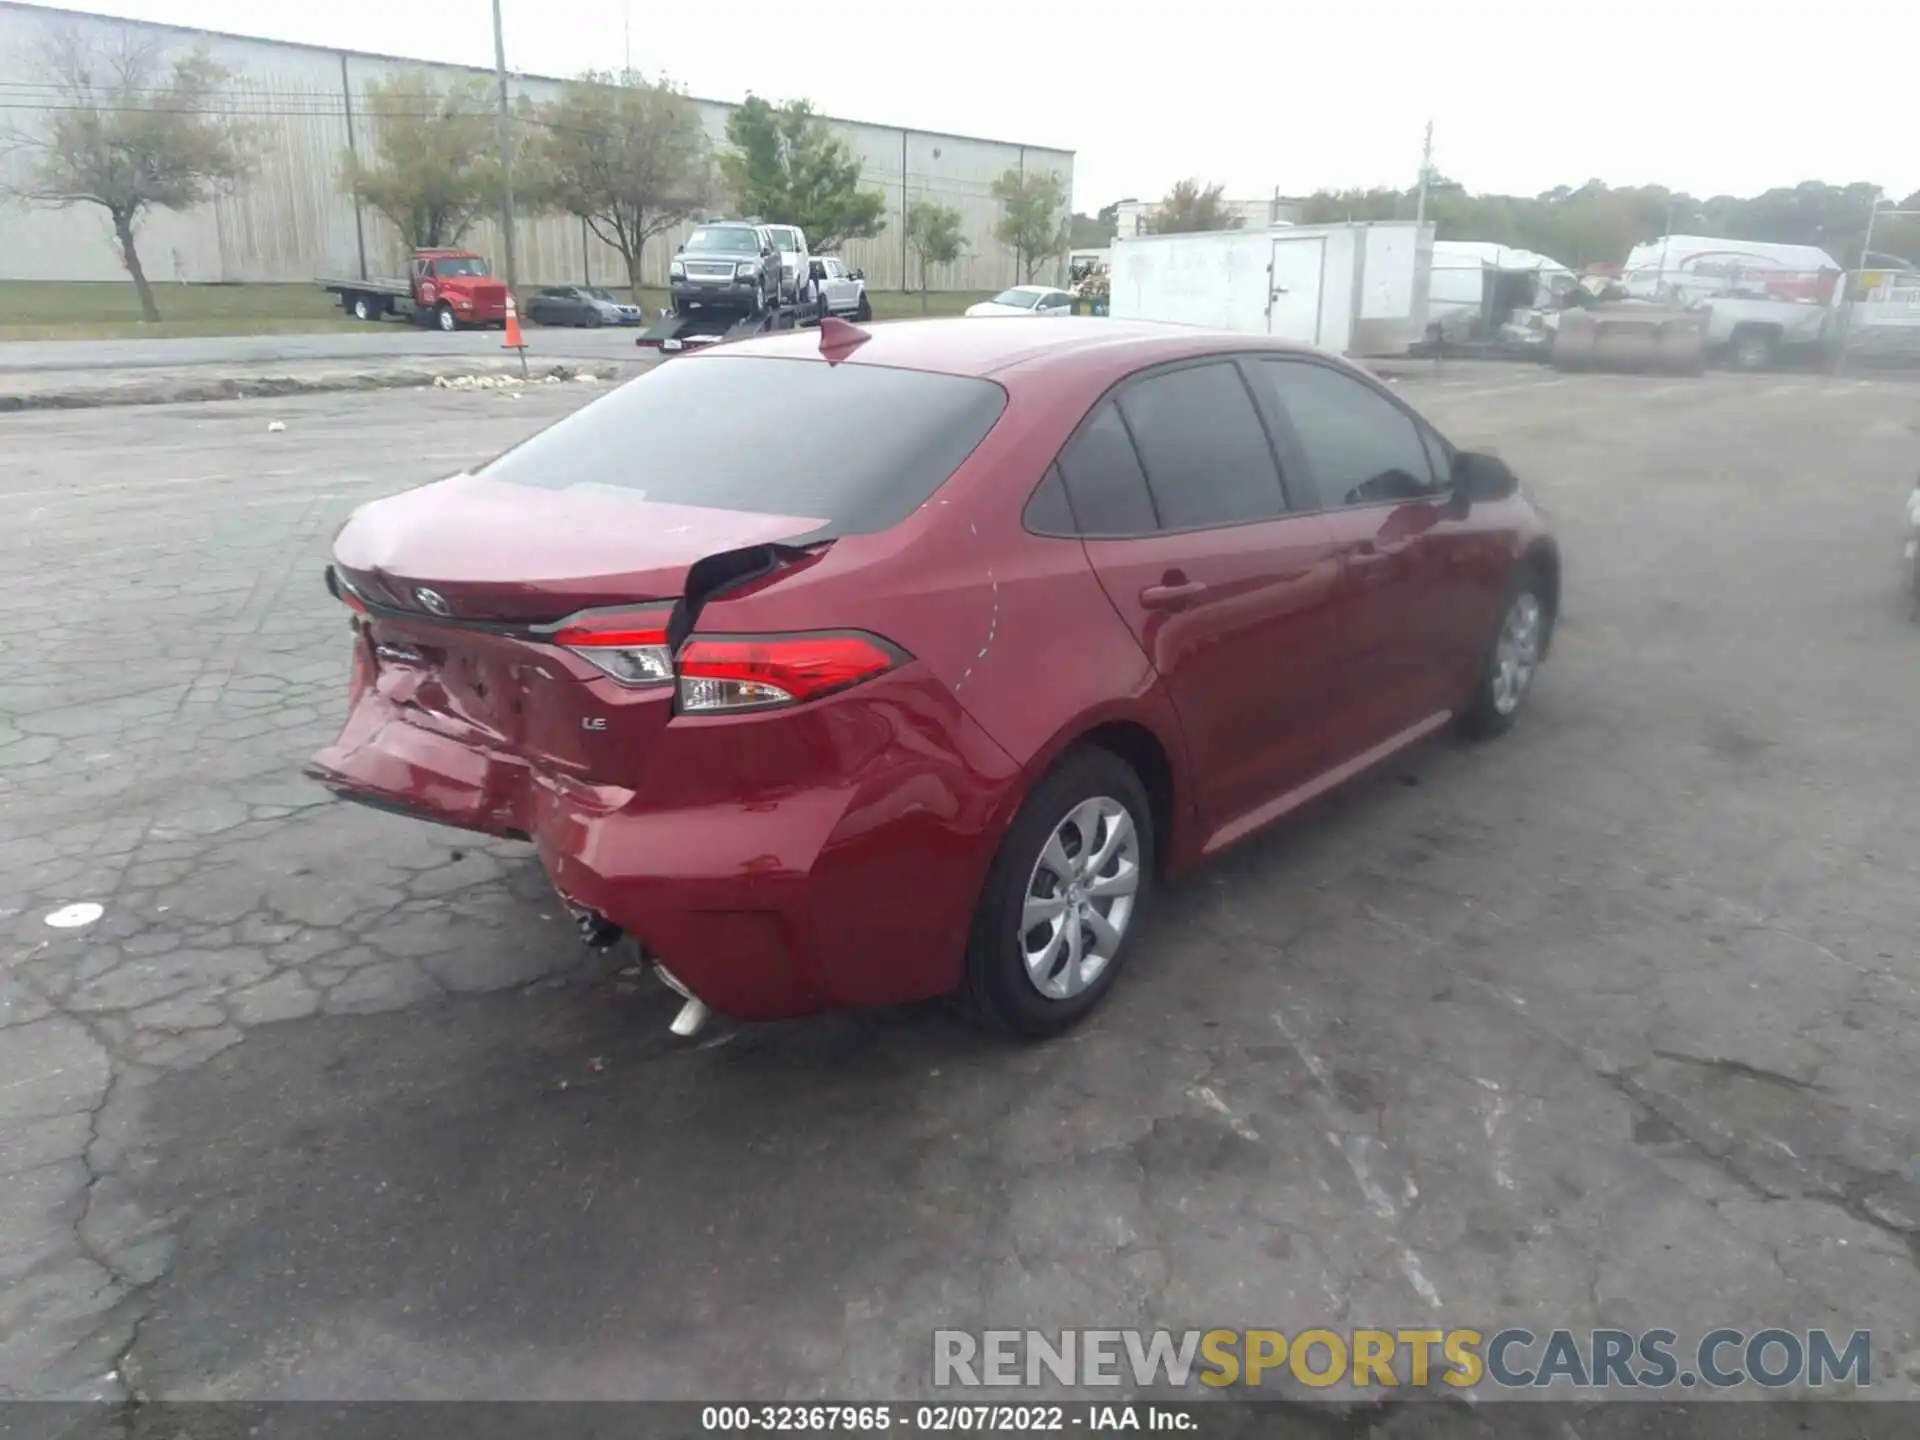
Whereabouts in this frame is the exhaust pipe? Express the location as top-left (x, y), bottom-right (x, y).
top-left (652, 959), bottom-right (713, 1039)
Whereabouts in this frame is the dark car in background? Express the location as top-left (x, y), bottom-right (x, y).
top-left (309, 319), bottom-right (1559, 1040)
top-left (668, 222), bottom-right (780, 315)
top-left (525, 286), bottom-right (643, 328)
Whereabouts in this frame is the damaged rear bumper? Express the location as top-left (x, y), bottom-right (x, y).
top-left (307, 674), bottom-right (1024, 1022)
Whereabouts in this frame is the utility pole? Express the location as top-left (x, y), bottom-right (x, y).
top-left (1413, 119), bottom-right (1434, 229)
top-left (491, 0), bottom-right (519, 294)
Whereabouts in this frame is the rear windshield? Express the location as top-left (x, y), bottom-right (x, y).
top-left (479, 357), bottom-right (1008, 535)
top-left (686, 227), bottom-right (758, 254)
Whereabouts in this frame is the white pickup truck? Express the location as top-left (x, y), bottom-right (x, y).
top-left (1698, 291), bottom-right (1840, 370)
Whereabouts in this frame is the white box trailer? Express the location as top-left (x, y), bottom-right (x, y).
top-left (1108, 221), bottom-right (1434, 356)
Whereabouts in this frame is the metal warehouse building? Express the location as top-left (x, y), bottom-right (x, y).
top-left (0, 1), bottom-right (1074, 291)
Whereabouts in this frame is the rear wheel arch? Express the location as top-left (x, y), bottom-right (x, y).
top-left (1004, 709), bottom-right (1192, 876)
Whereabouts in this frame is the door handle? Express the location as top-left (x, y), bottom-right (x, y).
top-left (1141, 580), bottom-right (1208, 611)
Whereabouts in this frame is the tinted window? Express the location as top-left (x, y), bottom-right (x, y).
top-left (992, 288), bottom-right (1043, 308)
top-left (1023, 465), bottom-right (1077, 535)
top-left (1056, 401), bottom-right (1159, 537)
top-left (1116, 363), bottom-right (1286, 529)
top-left (1254, 361), bottom-right (1440, 508)
top-left (1419, 425), bottom-right (1451, 486)
top-left (482, 357), bottom-right (1006, 536)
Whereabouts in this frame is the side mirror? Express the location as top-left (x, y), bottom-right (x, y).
top-left (850, 269), bottom-right (864, 282)
top-left (1452, 451), bottom-right (1519, 503)
top-left (675, 243), bottom-right (684, 254)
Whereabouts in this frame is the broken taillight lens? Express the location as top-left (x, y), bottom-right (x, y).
top-left (552, 613), bottom-right (675, 687)
top-left (676, 633), bottom-right (903, 713)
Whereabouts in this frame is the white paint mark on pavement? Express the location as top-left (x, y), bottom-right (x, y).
top-left (45, 902), bottom-right (103, 928)
top-left (1191, 1085), bottom-right (1260, 1141)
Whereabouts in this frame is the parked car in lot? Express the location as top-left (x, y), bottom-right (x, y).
top-left (525, 285), bottom-right (643, 327)
top-left (966, 285), bottom-right (1077, 317)
top-left (669, 221), bottom-right (781, 315)
top-left (309, 319), bottom-right (1559, 1039)
top-left (809, 255), bottom-right (872, 321)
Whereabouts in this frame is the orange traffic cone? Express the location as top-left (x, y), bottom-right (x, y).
top-left (502, 292), bottom-right (528, 377)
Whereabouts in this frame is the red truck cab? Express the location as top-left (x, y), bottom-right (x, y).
top-left (412, 250), bottom-right (509, 328)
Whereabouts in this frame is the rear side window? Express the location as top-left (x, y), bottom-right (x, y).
top-left (1116, 362), bottom-right (1287, 530)
top-left (1056, 401), bottom-right (1159, 537)
top-left (482, 357), bottom-right (1007, 535)
top-left (1252, 360), bottom-right (1440, 509)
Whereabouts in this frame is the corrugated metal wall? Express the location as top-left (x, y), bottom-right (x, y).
top-left (0, 1), bottom-right (1073, 291)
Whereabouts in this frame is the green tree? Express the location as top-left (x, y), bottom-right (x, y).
top-left (341, 69), bottom-right (503, 251)
top-left (905, 200), bottom-right (967, 312)
top-left (0, 27), bottom-right (257, 321)
top-left (1147, 179), bottom-right (1242, 234)
top-left (991, 167), bottom-right (1070, 283)
top-left (718, 95), bottom-right (885, 254)
top-left (529, 71), bottom-right (711, 299)
top-left (1069, 208), bottom-right (1115, 248)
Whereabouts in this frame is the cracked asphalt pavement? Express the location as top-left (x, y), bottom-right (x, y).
top-left (2, 364), bottom-right (1918, 1403)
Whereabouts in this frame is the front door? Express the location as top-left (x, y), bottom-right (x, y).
top-left (1244, 356), bottom-right (1462, 758)
top-left (1267, 238), bottom-right (1326, 344)
top-left (1058, 361), bottom-right (1345, 834)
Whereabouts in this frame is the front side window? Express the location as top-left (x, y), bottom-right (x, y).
top-left (1250, 360), bottom-right (1440, 509)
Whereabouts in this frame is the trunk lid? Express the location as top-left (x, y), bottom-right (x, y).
top-left (332, 473), bottom-right (827, 622)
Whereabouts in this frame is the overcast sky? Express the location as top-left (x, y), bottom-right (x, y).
top-left (58, 0), bottom-right (1920, 213)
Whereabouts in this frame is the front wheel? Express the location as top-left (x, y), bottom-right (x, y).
top-left (854, 292), bottom-right (872, 322)
top-left (435, 303), bottom-right (459, 333)
top-left (958, 747), bottom-right (1154, 1038)
top-left (1460, 569), bottom-right (1550, 737)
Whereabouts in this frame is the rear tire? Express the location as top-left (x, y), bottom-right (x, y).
top-left (350, 294), bottom-right (380, 323)
top-left (1460, 565), bottom-right (1551, 738)
top-left (957, 747), bottom-right (1154, 1039)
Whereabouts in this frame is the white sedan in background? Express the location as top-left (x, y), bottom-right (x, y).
top-left (964, 286), bottom-right (1077, 317)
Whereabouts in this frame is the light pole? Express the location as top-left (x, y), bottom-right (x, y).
top-left (491, 0), bottom-right (519, 294)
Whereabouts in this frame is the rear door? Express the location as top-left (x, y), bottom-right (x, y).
top-left (1244, 357), bottom-right (1474, 756)
top-left (1061, 359), bottom-right (1344, 833)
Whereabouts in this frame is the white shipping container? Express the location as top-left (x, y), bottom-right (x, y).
top-left (1108, 221), bottom-right (1433, 356)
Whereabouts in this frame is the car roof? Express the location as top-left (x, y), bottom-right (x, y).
top-left (696, 317), bottom-right (1341, 384)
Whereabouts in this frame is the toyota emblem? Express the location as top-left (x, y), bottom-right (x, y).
top-left (413, 587), bottom-right (451, 616)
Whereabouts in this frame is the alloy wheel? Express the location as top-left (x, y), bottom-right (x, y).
top-left (1491, 590), bottom-right (1543, 715)
top-left (1019, 796), bottom-right (1141, 1000)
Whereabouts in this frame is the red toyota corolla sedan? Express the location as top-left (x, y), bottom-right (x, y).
top-left (308, 318), bottom-right (1558, 1038)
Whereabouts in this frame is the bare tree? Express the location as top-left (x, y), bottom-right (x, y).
top-left (0, 26), bottom-right (256, 321)
top-left (526, 71), bottom-right (711, 300)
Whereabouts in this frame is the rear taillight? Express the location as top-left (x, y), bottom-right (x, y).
top-left (553, 613), bottom-right (675, 687)
top-left (676, 633), bottom-right (902, 713)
